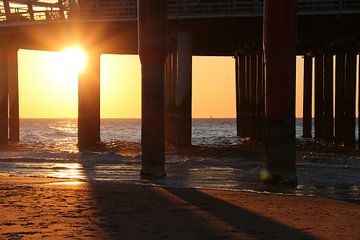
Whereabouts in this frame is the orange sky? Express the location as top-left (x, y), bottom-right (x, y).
top-left (18, 49), bottom-right (359, 119)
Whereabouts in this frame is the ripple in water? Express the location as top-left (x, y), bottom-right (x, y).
top-left (0, 118), bottom-right (358, 203)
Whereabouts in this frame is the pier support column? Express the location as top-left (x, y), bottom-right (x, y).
top-left (250, 53), bottom-right (257, 139)
top-left (314, 54), bottom-right (324, 141)
top-left (78, 50), bottom-right (101, 150)
top-left (244, 54), bottom-right (251, 137)
top-left (358, 53), bottom-right (360, 147)
top-left (303, 55), bottom-right (312, 138)
top-left (8, 49), bottom-right (19, 143)
top-left (235, 55), bottom-right (240, 135)
top-left (263, 0), bottom-right (297, 185)
top-left (323, 52), bottom-right (334, 143)
top-left (236, 53), bottom-right (246, 138)
top-left (0, 48), bottom-right (8, 144)
top-left (335, 52), bottom-right (345, 145)
top-left (343, 52), bottom-right (356, 148)
top-left (165, 31), bottom-right (192, 148)
top-left (256, 52), bottom-right (265, 140)
top-left (138, 0), bottom-right (167, 178)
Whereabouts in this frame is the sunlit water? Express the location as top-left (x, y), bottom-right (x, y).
top-left (0, 119), bottom-right (359, 203)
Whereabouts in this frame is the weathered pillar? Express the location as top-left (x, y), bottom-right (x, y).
top-left (302, 55), bottom-right (312, 138)
top-left (358, 53), bottom-right (360, 147)
top-left (165, 44), bottom-right (175, 147)
top-left (343, 52), bottom-right (356, 148)
top-left (314, 53), bottom-right (324, 141)
top-left (263, 0), bottom-right (297, 184)
top-left (239, 54), bottom-right (251, 138)
top-left (323, 52), bottom-right (334, 143)
top-left (78, 50), bottom-right (101, 150)
top-left (138, 0), bottom-right (167, 178)
top-left (335, 52), bottom-right (345, 145)
top-left (250, 53), bottom-right (257, 139)
top-left (256, 52), bottom-right (264, 140)
top-left (236, 53), bottom-right (246, 137)
top-left (165, 31), bottom-right (192, 148)
top-left (0, 48), bottom-right (8, 144)
top-left (235, 55), bottom-right (240, 135)
top-left (8, 49), bottom-right (19, 143)
top-left (244, 54), bottom-right (251, 137)
top-left (244, 54), bottom-right (251, 138)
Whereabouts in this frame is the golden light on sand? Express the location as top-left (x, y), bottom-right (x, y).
top-left (62, 47), bottom-right (87, 73)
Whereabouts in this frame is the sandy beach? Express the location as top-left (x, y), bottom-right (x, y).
top-left (0, 176), bottom-right (359, 240)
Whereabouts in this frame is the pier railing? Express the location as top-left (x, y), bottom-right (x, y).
top-left (0, 0), bottom-right (360, 24)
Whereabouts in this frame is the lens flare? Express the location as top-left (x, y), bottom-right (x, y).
top-left (62, 47), bottom-right (87, 73)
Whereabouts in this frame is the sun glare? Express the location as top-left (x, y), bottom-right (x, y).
top-left (62, 47), bottom-right (87, 73)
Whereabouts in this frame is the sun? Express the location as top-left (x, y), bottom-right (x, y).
top-left (62, 47), bottom-right (87, 73)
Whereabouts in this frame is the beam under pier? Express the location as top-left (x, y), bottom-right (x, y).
top-left (263, 0), bottom-right (297, 185)
top-left (0, 48), bottom-right (8, 144)
top-left (302, 55), bottom-right (312, 138)
top-left (165, 31), bottom-right (192, 148)
top-left (8, 49), bottom-right (19, 143)
top-left (138, 0), bottom-right (167, 178)
top-left (78, 50), bottom-right (101, 150)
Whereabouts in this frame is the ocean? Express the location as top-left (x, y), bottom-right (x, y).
top-left (0, 119), bottom-right (359, 203)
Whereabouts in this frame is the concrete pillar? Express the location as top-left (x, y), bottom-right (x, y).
top-left (250, 53), bottom-right (257, 139)
top-left (323, 52), bottom-right (334, 143)
top-left (235, 53), bottom-right (247, 138)
top-left (165, 31), bottom-right (192, 148)
top-left (314, 54), bottom-right (324, 141)
top-left (256, 52), bottom-right (264, 140)
top-left (263, 0), bottom-right (297, 185)
top-left (343, 52), bottom-right (356, 148)
top-left (358, 53), bottom-right (360, 147)
top-left (78, 50), bottom-right (101, 150)
top-left (0, 48), bottom-right (8, 144)
top-left (234, 55), bottom-right (241, 136)
top-left (138, 0), bottom-right (167, 178)
top-left (244, 54), bottom-right (251, 137)
top-left (235, 55), bottom-right (240, 136)
top-left (335, 52), bottom-right (345, 145)
top-left (302, 55), bottom-right (312, 138)
top-left (165, 45), bottom-right (175, 147)
top-left (8, 49), bottom-right (19, 143)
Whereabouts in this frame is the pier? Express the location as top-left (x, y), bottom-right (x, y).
top-left (0, 0), bottom-right (359, 182)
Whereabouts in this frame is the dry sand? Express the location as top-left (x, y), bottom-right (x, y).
top-left (0, 176), bottom-right (359, 240)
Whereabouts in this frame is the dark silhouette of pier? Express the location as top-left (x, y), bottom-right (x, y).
top-left (0, 0), bottom-right (359, 183)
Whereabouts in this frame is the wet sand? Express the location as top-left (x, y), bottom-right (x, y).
top-left (0, 176), bottom-right (359, 239)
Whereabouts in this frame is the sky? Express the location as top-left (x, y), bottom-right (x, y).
top-left (18, 49), bottom-right (359, 119)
